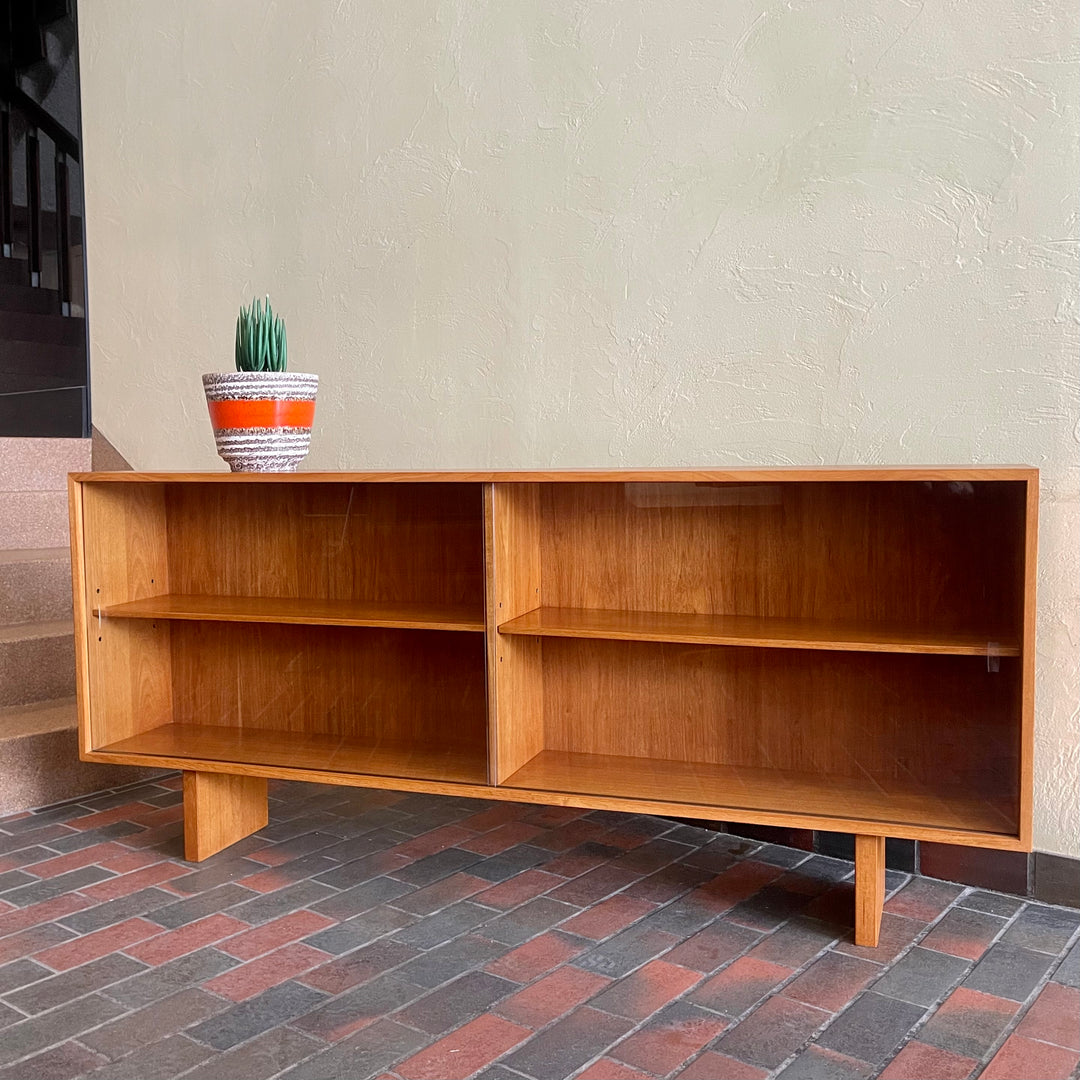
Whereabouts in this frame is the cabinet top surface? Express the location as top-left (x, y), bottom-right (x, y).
top-left (71, 466), bottom-right (1038, 484)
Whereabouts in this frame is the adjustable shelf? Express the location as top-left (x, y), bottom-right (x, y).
top-left (97, 722), bottom-right (489, 786)
top-left (97, 594), bottom-right (485, 632)
top-left (497, 606), bottom-right (1019, 656)
top-left (502, 750), bottom-right (1016, 836)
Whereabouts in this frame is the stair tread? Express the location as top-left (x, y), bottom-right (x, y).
top-left (0, 547), bottom-right (70, 565)
top-left (0, 696), bottom-right (77, 740)
top-left (0, 618), bottom-right (73, 642)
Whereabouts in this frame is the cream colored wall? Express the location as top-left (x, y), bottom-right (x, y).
top-left (78, 2), bottom-right (1079, 855)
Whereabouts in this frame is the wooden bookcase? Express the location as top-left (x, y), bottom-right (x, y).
top-left (69, 468), bottom-right (1037, 946)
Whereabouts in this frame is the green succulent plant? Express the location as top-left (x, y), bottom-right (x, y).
top-left (235, 296), bottom-right (287, 372)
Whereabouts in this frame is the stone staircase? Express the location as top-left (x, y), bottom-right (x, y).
top-left (0, 437), bottom-right (157, 813)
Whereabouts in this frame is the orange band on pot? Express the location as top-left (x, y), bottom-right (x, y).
top-left (207, 399), bottom-right (315, 430)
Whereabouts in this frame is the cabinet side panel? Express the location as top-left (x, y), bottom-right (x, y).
top-left (1019, 476), bottom-right (1039, 848)
top-left (69, 478), bottom-right (92, 756)
top-left (490, 483), bottom-right (544, 782)
top-left (81, 483), bottom-right (173, 746)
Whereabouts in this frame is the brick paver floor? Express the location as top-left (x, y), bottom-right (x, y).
top-left (0, 776), bottom-right (1076, 1079)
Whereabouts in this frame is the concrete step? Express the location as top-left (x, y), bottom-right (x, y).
top-left (0, 436), bottom-right (91, 489)
top-left (0, 619), bottom-right (75, 707)
top-left (0, 548), bottom-right (71, 624)
top-left (0, 695), bottom-right (78, 739)
top-left (0, 491), bottom-right (71, 548)
top-left (0, 698), bottom-right (162, 815)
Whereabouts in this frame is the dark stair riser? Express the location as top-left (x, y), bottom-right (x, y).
top-left (0, 339), bottom-right (86, 381)
top-left (0, 309), bottom-right (85, 346)
top-left (0, 281), bottom-right (63, 315)
top-left (0, 386), bottom-right (86, 438)
top-left (0, 371), bottom-right (83, 394)
top-left (0, 259), bottom-right (35, 287)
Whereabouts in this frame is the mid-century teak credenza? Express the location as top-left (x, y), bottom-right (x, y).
top-left (68, 468), bottom-right (1037, 947)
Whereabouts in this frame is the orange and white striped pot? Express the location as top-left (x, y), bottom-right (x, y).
top-left (202, 372), bottom-right (318, 472)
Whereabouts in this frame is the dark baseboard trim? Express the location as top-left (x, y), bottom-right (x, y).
top-left (679, 821), bottom-right (1079, 910)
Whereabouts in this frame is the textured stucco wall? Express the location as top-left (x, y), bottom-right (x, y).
top-left (78, 1), bottom-right (1079, 855)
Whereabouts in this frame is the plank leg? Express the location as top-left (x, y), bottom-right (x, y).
top-left (183, 771), bottom-right (268, 862)
top-left (854, 833), bottom-right (886, 947)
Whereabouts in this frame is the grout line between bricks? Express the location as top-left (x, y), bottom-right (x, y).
top-left (1, 795), bottom-right (1076, 1080)
top-left (963, 919), bottom-right (1080, 1075)
top-left (2, 816), bottom-right (841, 1079)
top-left (867, 889), bottom-right (1052, 1078)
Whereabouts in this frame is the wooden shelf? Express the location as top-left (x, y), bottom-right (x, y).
top-left (497, 606), bottom-right (1019, 657)
top-left (96, 594), bottom-right (485, 632)
top-left (97, 722), bottom-right (488, 785)
top-left (503, 750), bottom-right (1016, 837)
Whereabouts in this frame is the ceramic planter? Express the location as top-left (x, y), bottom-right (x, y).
top-left (202, 372), bottom-right (318, 472)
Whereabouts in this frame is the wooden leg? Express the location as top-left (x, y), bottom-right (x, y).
top-left (182, 771), bottom-right (268, 862)
top-left (854, 834), bottom-right (886, 947)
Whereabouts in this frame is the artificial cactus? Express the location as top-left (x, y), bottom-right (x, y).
top-left (235, 296), bottom-right (288, 372)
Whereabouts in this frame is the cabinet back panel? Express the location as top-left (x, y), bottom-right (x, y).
top-left (169, 622), bottom-right (487, 748)
top-left (541, 638), bottom-right (1018, 807)
top-left (539, 481), bottom-right (1025, 632)
top-left (165, 483), bottom-right (484, 607)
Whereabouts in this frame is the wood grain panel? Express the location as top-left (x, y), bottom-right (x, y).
top-left (72, 467), bottom-right (1039, 485)
top-left (83, 743), bottom-right (1025, 847)
top-left (538, 481), bottom-right (1027, 636)
top-left (539, 638), bottom-right (1019, 814)
top-left (1018, 475), bottom-right (1039, 849)
top-left (488, 483), bottom-right (544, 782)
top-left (164, 482), bottom-right (485, 608)
top-left (98, 594), bottom-right (484, 632)
top-left (69, 468), bottom-right (1035, 863)
top-left (69, 477), bottom-right (92, 756)
top-left (78, 482), bottom-right (173, 747)
top-left (104, 723), bottom-right (488, 785)
top-left (498, 606), bottom-right (1019, 656)
top-left (503, 750), bottom-right (1015, 836)
top-left (183, 771), bottom-right (268, 861)
top-left (855, 835), bottom-right (886, 947)
top-left (169, 622), bottom-right (487, 750)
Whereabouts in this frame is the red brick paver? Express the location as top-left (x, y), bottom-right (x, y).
top-left (982, 1035), bottom-right (1080, 1080)
top-left (125, 913), bottom-right (250, 965)
top-left (0, 777), bottom-right (1075, 1080)
top-left (395, 1014), bottom-right (531, 1079)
